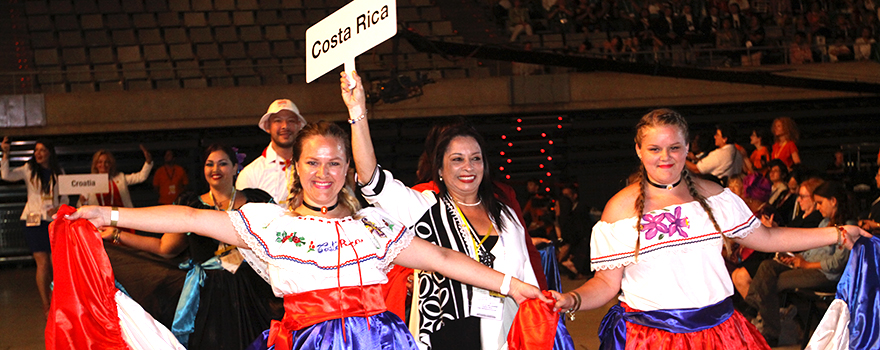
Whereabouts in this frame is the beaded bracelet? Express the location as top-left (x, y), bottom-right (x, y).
top-left (111, 228), bottom-right (121, 245)
top-left (348, 110), bottom-right (367, 124)
top-left (835, 225), bottom-right (847, 248)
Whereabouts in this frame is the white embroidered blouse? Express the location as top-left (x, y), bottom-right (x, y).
top-left (227, 203), bottom-right (414, 297)
top-left (590, 189), bottom-right (760, 311)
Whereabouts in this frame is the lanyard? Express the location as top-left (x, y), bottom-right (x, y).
top-left (454, 204), bottom-right (494, 261)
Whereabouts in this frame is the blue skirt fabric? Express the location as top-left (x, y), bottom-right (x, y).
top-left (246, 311), bottom-right (419, 350)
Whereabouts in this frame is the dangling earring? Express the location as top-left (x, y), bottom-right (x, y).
top-left (439, 170), bottom-right (443, 182)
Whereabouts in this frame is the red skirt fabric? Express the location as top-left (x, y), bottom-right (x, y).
top-left (622, 303), bottom-right (770, 350)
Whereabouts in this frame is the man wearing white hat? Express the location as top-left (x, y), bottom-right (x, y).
top-left (235, 99), bottom-right (307, 204)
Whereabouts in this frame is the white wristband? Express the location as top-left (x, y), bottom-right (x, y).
top-left (500, 274), bottom-right (513, 295)
top-left (110, 206), bottom-right (119, 227)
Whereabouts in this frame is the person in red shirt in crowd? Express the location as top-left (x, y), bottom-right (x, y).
top-left (153, 150), bottom-right (189, 205)
top-left (771, 117), bottom-right (801, 168)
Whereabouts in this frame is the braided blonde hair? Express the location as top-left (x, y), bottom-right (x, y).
top-left (632, 109), bottom-right (721, 260)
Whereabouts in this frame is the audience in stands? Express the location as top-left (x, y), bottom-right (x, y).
top-left (701, 6), bottom-right (724, 42)
top-left (717, 18), bottom-right (744, 65)
top-left (509, 0), bottom-right (534, 42)
top-left (548, 0), bottom-right (577, 33)
top-left (745, 180), bottom-right (853, 346)
top-left (854, 26), bottom-right (877, 59)
top-left (742, 16), bottom-right (767, 65)
top-left (828, 34), bottom-right (855, 60)
top-left (789, 30), bottom-right (816, 62)
top-left (686, 123), bottom-right (744, 184)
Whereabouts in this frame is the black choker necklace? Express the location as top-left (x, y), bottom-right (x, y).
top-left (647, 177), bottom-right (682, 190)
top-left (302, 201), bottom-right (339, 214)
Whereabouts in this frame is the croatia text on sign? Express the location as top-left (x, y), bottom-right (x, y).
top-left (305, 0), bottom-right (397, 83)
top-left (58, 174), bottom-right (109, 195)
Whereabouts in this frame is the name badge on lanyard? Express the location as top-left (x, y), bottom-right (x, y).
top-left (470, 287), bottom-right (504, 320)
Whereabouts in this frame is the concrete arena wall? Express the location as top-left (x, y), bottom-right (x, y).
top-left (3, 70), bottom-right (864, 137)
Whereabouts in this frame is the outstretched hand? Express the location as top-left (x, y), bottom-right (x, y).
top-left (508, 278), bottom-right (552, 305)
top-left (843, 225), bottom-right (873, 250)
top-left (55, 206), bottom-right (108, 228)
top-left (340, 71), bottom-right (366, 118)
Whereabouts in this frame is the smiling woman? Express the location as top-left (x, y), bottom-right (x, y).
top-left (96, 144), bottom-right (282, 350)
top-left (548, 109), bottom-right (868, 349)
top-left (1, 137), bottom-right (68, 313)
top-left (343, 71), bottom-right (544, 350)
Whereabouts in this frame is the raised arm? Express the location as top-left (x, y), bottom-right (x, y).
top-left (736, 223), bottom-right (868, 252)
top-left (340, 71), bottom-right (377, 185)
top-left (0, 137), bottom-right (26, 182)
top-left (65, 205), bottom-right (245, 247)
top-left (124, 145), bottom-right (154, 185)
top-left (394, 237), bottom-right (550, 305)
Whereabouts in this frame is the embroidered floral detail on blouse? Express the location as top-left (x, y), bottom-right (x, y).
top-left (276, 231), bottom-right (307, 247)
top-left (361, 218), bottom-right (387, 238)
top-left (361, 218), bottom-right (385, 249)
top-left (640, 206), bottom-right (690, 240)
top-left (662, 206), bottom-right (690, 238)
top-left (641, 213), bottom-right (669, 240)
top-left (381, 219), bottom-right (395, 232)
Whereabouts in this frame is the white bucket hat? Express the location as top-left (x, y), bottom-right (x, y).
top-left (259, 99), bottom-right (306, 132)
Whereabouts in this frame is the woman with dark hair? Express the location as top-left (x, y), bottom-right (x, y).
top-left (1, 137), bottom-right (68, 313)
top-left (766, 159), bottom-right (795, 220)
top-left (546, 109), bottom-right (867, 348)
top-left (745, 181), bottom-right (854, 344)
top-left (78, 146), bottom-right (153, 208)
top-left (67, 121), bottom-right (546, 350)
top-left (99, 144), bottom-right (282, 349)
top-left (344, 72), bottom-right (543, 349)
top-left (749, 128), bottom-right (772, 175)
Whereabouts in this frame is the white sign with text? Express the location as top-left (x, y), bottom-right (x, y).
top-left (305, 0), bottom-right (397, 83)
top-left (58, 174), bottom-right (109, 195)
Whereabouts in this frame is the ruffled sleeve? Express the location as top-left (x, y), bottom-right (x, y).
top-left (590, 218), bottom-right (639, 271)
top-left (708, 189), bottom-right (761, 239)
top-left (356, 207), bottom-right (415, 273)
top-left (227, 202), bottom-right (288, 266)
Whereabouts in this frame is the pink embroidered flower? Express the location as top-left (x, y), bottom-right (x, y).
top-left (640, 213), bottom-right (669, 240)
top-left (662, 206), bottom-right (690, 238)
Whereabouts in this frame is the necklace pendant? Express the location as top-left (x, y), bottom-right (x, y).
top-left (321, 206), bottom-right (328, 214)
top-left (666, 184), bottom-right (673, 190)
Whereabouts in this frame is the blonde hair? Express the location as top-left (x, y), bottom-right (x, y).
top-left (632, 109), bottom-right (720, 260)
top-left (91, 150), bottom-right (118, 176)
top-left (286, 121), bottom-right (361, 216)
